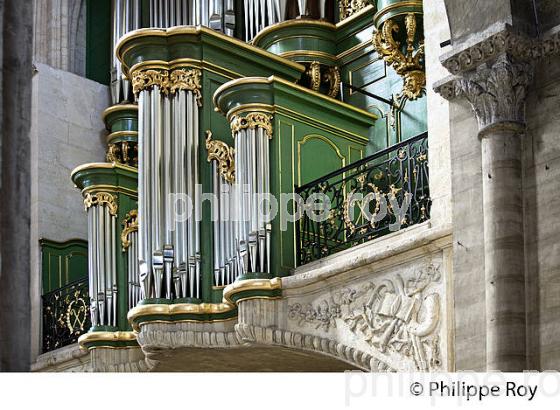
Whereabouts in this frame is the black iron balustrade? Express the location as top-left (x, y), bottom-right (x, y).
top-left (42, 278), bottom-right (90, 353)
top-left (295, 132), bottom-right (430, 265)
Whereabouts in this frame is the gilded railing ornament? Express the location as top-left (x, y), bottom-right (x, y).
top-left (306, 61), bottom-right (322, 92)
top-left (339, 0), bottom-right (369, 21)
top-left (83, 192), bottom-right (118, 216)
top-left (373, 13), bottom-right (425, 100)
top-left (121, 209), bottom-right (138, 251)
top-left (132, 67), bottom-right (202, 106)
top-left (106, 141), bottom-right (138, 167)
top-left (230, 112), bottom-right (273, 139)
top-left (323, 66), bottom-right (341, 98)
top-left (205, 131), bottom-right (236, 183)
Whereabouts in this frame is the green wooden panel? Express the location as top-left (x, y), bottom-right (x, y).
top-left (86, 0), bottom-right (111, 85)
top-left (40, 239), bottom-right (88, 294)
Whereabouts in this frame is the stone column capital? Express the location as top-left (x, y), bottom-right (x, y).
top-left (435, 54), bottom-right (533, 136)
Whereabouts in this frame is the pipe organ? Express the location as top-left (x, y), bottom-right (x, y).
top-left (230, 113), bottom-right (272, 277)
top-left (85, 192), bottom-right (118, 328)
top-left (134, 68), bottom-right (203, 301)
top-left (75, 2), bottom-right (393, 352)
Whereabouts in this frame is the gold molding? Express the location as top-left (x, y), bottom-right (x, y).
top-left (252, 19), bottom-right (337, 46)
top-left (102, 104), bottom-right (138, 123)
top-left (224, 103), bottom-right (275, 120)
top-left (78, 331), bottom-right (137, 350)
top-left (131, 67), bottom-right (203, 105)
top-left (127, 302), bottom-right (236, 331)
top-left (373, 1), bottom-right (422, 25)
top-left (81, 185), bottom-right (138, 198)
top-left (71, 161), bottom-right (138, 176)
top-left (336, 40), bottom-right (372, 61)
top-left (279, 50), bottom-right (337, 62)
top-left (116, 26), bottom-right (305, 76)
top-left (106, 130), bottom-right (138, 142)
top-left (231, 112), bottom-right (274, 139)
top-left (121, 210), bottom-right (138, 251)
top-left (336, 4), bottom-right (375, 29)
top-left (83, 192), bottom-right (118, 216)
top-left (205, 131), bottom-right (235, 183)
top-left (213, 76), bottom-right (378, 122)
top-left (223, 277), bottom-right (282, 305)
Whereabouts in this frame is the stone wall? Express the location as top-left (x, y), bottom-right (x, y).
top-left (29, 63), bottom-right (109, 362)
top-left (33, 0), bottom-right (87, 76)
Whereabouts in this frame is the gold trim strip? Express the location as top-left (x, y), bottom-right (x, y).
top-left (116, 26), bottom-right (306, 76)
top-left (336, 40), bottom-right (372, 61)
top-left (71, 161), bottom-right (138, 177)
top-left (252, 20), bottom-right (336, 45)
top-left (106, 131), bottom-right (138, 144)
top-left (223, 277), bottom-right (282, 304)
top-left (213, 76), bottom-right (378, 122)
top-left (373, 1), bottom-right (423, 25)
top-left (279, 50), bottom-right (337, 62)
top-left (225, 103), bottom-right (275, 120)
top-left (78, 331), bottom-right (137, 349)
top-left (81, 184), bottom-right (137, 198)
top-left (128, 58), bottom-right (242, 80)
top-left (336, 5), bottom-right (375, 29)
top-left (102, 104), bottom-right (138, 122)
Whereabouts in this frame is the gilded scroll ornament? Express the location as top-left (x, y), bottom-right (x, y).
top-left (83, 192), bottom-right (118, 216)
top-left (230, 112), bottom-right (273, 139)
top-left (307, 61), bottom-right (322, 92)
top-left (339, 0), bottom-right (369, 21)
top-left (323, 66), bottom-right (341, 98)
top-left (131, 67), bottom-right (202, 106)
top-left (205, 131), bottom-right (236, 183)
top-left (106, 141), bottom-right (138, 167)
top-left (169, 68), bottom-right (203, 106)
top-left (121, 209), bottom-right (138, 251)
top-left (373, 13), bottom-right (425, 99)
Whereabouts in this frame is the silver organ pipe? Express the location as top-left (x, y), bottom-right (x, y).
top-left (111, 0), bottom-right (141, 104)
top-left (228, 114), bottom-right (273, 278)
top-left (206, 131), bottom-right (238, 287)
top-left (136, 79), bottom-right (202, 302)
top-left (86, 195), bottom-right (118, 328)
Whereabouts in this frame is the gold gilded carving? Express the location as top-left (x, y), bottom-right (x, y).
top-left (132, 68), bottom-right (202, 106)
top-left (83, 192), bottom-right (118, 216)
top-left (373, 13), bottom-right (425, 99)
top-left (323, 66), bottom-right (341, 98)
top-left (231, 112), bottom-right (273, 139)
top-left (339, 0), bottom-right (369, 21)
top-left (205, 131), bottom-right (236, 183)
top-left (121, 210), bottom-right (138, 251)
top-left (306, 61), bottom-right (321, 92)
top-left (106, 141), bottom-right (138, 167)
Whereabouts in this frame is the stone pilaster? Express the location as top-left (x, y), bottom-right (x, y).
top-left (436, 48), bottom-right (534, 371)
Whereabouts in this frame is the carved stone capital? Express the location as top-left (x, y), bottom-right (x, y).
top-left (435, 55), bottom-right (533, 135)
top-left (440, 27), bottom-right (560, 76)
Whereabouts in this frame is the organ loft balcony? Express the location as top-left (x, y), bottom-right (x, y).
top-left (37, 1), bottom-right (447, 372)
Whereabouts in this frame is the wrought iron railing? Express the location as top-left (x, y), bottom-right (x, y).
top-left (42, 278), bottom-right (90, 353)
top-left (295, 132), bottom-right (430, 265)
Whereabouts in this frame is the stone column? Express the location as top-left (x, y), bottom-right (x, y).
top-left (0, 0), bottom-right (34, 371)
top-left (437, 54), bottom-right (532, 371)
